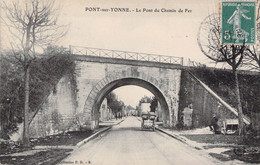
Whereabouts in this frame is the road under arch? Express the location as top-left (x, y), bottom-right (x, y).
top-left (89, 78), bottom-right (170, 129)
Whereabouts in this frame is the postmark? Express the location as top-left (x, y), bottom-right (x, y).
top-left (222, 1), bottom-right (256, 44)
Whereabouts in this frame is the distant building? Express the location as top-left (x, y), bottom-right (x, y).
top-left (141, 103), bottom-right (150, 113)
top-left (129, 109), bottom-right (137, 116)
top-left (121, 106), bottom-right (128, 117)
top-left (107, 106), bottom-right (114, 119)
top-left (99, 98), bottom-right (113, 121)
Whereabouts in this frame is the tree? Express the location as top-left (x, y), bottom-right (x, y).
top-left (1, 0), bottom-right (67, 146)
top-left (0, 53), bottom-right (24, 139)
top-left (198, 13), bottom-right (246, 135)
top-left (245, 46), bottom-right (260, 71)
top-left (0, 49), bottom-right (75, 140)
top-left (150, 96), bottom-right (158, 113)
top-left (244, 1), bottom-right (260, 72)
top-left (138, 96), bottom-right (152, 106)
top-left (106, 92), bottom-right (125, 114)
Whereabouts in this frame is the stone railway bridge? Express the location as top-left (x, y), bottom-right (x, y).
top-left (29, 46), bottom-right (250, 137)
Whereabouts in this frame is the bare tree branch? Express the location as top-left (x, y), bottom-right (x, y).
top-left (1, 0), bottom-right (68, 146)
top-left (198, 13), bottom-right (247, 135)
top-left (2, 0), bottom-right (68, 64)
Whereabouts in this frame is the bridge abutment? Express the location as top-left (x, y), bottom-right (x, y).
top-left (76, 60), bottom-right (181, 130)
top-left (28, 55), bottom-right (253, 138)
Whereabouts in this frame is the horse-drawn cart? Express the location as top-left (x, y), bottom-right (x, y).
top-left (141, 112), bottom-right (156, 131)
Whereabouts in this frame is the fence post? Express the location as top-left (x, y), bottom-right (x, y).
top-left (69, 45), bottom-right (72, 54)
top-left (181, 57), bottom-right (184, 66)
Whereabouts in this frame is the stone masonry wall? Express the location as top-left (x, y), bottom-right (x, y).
top-left (30, 59), bottom-right (182, 137)
top-left (178, 71), bottom-right (238, 129)
top-left (29, 74), bottom-right (78, 138)
top-left (76, 61), bottom-right (182, 129)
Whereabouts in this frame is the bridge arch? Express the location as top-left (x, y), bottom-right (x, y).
top-left (82, 74), bottom-right (171, 129)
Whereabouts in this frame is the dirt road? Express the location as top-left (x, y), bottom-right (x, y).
top-left (59, 116), bottom-right (220, 165)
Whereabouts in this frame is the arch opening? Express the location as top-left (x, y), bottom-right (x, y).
top-left (89, 78), bottom-right (170, 129)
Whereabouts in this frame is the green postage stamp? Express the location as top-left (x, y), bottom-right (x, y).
top-left (222, 1), bottom-right (256, 44)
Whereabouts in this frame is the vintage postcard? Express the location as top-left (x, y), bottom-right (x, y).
top-left (1, 0), bottom-right (260, 164)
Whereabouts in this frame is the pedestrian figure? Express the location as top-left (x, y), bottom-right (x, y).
top-left (209, 114), bottom-right (220, 134)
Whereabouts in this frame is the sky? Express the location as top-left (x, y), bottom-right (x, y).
top-left (113, 86), bottom-right (153, 108)
top-left (1, 0), bottom-right (219, 62)
top-left (57, 0), bottom-right (219, 63)
top-left (0, 0), bottom-right (220, 107)
top-left (55, 0), bottom-right (219, 107)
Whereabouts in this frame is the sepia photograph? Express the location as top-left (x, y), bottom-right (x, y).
top-left (0, 0), bottom-right (260, 164)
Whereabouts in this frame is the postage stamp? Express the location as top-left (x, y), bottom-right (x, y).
top-left (222, 1), bottom-right (256, 44)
